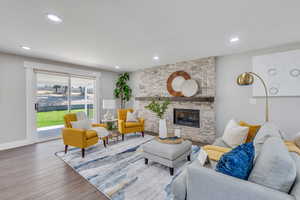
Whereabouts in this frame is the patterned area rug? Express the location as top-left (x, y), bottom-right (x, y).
top-left (56, 134), bottom-right (200, 200)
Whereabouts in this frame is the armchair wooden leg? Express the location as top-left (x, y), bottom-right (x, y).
top-left (65, 145), bottom-right (68, 154)
top-left (103, 138), bottom-right (107, 148)
top-left (170, 167), bottom-right (174, 176)
top-left (142, 132), bottom-right (144, 137)
top-left (122, 134), bottom-right (124, 141)
top-left (187, 154), bottom-right (191, 161)
top-left (82, 148), bottom-right (85, 158)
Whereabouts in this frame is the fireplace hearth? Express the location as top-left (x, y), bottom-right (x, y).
top-left (173, 108), bottom-right (200, 128)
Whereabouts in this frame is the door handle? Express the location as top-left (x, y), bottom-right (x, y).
top-left (34, 103), bottom-right (39, 111)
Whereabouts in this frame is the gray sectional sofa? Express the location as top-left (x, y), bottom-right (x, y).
top-left (172, 123), bottom-right (300, 200)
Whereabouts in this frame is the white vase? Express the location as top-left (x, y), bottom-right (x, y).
top-left (159, 119), bottom-right (168, 139)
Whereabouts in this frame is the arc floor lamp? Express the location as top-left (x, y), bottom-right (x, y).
top-left (237, 72), bottom-right (269, 122)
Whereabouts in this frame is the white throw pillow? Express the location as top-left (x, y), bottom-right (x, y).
top-left (126, 111), bottom-right (138, 122)
top-left (222, 119), bottom-right (249, 148)
top-left (71, 120), bottom-right (92, 130)
top-left (76, 111), bottom-right (88, 121)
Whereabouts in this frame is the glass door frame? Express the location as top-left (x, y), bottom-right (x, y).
top-left (25, 62), bottom-right (101, 143)
top-left (69, 75), bottom-right (97, 121)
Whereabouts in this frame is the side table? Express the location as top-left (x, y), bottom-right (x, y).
top-left (108, 130), bottom-right (121, 143)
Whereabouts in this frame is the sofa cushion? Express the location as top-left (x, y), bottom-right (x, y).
top-left (249, 137), bottom-right (296, 193)
top-left (216, 142), bottom-right (255, 180)
top-left (222, 119), bottom-right (249, 148)
top-left (143, 140), bottom-right (192, 160)
top-left (253, 122), bottom-right (283, 159)
top-left (294, 132), bottom-right (300, 148)
top-left (239, 121), bottom-right (261, 143)
top-left (172, 168), bottom-right (187, 200)
top-left (290, 152), bottom-right (300, 198)
top-left (213, 137), bottom-right (231, 148)
top-left (125, 122), bottom-right (141, 128)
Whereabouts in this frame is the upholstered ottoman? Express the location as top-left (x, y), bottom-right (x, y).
top-left (142, 139), bottom-right (192, 175)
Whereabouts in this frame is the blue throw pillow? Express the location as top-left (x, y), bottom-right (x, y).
top-left (216, 142), bottom-right (255, 180)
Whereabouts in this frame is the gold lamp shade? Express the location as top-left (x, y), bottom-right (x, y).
top-left (237, 72), bottom-right (254, 85)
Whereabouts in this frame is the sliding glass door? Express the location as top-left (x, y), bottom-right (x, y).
top-left (70, 76), bottom-right (96, 120)
top-left (35, 71), bottom-right (96, 141)
top-left (36, 73), bottom-right (69, 141)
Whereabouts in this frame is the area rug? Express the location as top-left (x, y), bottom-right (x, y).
top-left (55, 134), bottom-right (200, 200)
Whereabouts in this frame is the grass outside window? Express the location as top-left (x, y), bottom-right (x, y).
top-left (37, 109), bottom-right (93, 128)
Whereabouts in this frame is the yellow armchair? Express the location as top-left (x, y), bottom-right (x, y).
top-left (62, 113), bottom-right (106, 158)
top-left (117, 109), bottom-right (145, 140)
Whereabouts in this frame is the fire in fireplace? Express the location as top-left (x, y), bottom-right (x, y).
top-left (173, 108), bottom-right (200, 128)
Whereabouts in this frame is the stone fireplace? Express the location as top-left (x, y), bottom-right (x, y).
top-left (131, 57), bottom-right (216, 143)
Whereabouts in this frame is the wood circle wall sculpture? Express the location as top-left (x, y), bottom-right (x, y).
top-left (167, 71), bottom-right (198, 97)
top-left (167, 71), bottom-right (190, 96)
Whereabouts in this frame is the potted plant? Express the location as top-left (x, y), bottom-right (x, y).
top-left (106, 121), bottom-right (117, 131)
top-left (114, 72), bottom-right (132, 109)
top-left (145, 99), bottom-right (170, 138)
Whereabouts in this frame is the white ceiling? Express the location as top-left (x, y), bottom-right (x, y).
top-left (1, 0), bottom-right (300, 72)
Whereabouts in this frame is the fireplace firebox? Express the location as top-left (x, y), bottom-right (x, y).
top-left (173, 108), bottom-right (200, 128)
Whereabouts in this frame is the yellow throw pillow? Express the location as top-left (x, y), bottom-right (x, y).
top-left (239, 121), bottom-right (261, 143)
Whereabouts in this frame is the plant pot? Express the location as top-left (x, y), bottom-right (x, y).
top-left (159, 119), bottom-right (168, 139)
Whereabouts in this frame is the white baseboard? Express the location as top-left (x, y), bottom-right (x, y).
top-left (0, 139), bottom-right (34, 151)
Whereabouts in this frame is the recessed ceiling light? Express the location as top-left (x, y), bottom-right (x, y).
top-left (153, 56), bottom-right (159, 60)
top-left (115, 65), bottom-right (120, 69)
top-left (230, 37), bottom-right (240, 43)
top-left (21, 46), bottom-right (31, 50)
top-left (46, 14), bottom-right (63, 23)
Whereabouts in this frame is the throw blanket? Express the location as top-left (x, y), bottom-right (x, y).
top-left (76, 111), bottom-right (109, 137)
top-left (204, 141), bottom-right (300, 162)
top-left (285, 141), bottom-right (300, 155)
top-left (91, 126), bottom-right (109, 137)
top-left (202, 145), bottom-right (231, 161)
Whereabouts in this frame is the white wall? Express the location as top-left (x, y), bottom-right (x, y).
top-left (216, 43), bottom-right (300, 139)
top-left (0, 52), bottom-right (118, 145)
top-left (100, 71), bottom-right (119, 117)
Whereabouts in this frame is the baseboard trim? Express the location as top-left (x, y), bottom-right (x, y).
top-left (0, 139), bottom-right (34, 151)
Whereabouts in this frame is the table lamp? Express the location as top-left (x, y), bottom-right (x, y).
top-left (103, 99), bottom-right (116, 120)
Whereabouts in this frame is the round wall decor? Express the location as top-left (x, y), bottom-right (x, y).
top-left (171, 76), bottom-right (186, 92)
top-left (290, 68), bottom-right (300, 77)
top-left (267, 68), bottom-right (278, 76)
top-left (269, 87), bottom-right (279, 95)
top-left (181, 79), bottom-right (198, 97)
top-left (167, 71), bottom-right (191, 96)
